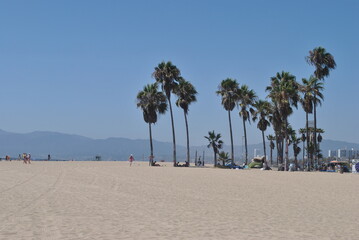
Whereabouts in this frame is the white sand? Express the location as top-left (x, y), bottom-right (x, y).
top-left (0, 161), bottom-right (358, 239)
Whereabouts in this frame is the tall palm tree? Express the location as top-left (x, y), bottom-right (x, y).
top-left (216, 78), bottom-right (239, 164)
top-left (252, 100), bottom-right (271, 164)
top-left (266, 71), bottom-right (299, 170)
top-left (300, 76), bottom-right (324, 169)
top-left (136, 83), bottom-right (167, 166)
top-left (238, 85), bottom-right (257, 165)
top-left (204, 131), bottom-right (223, 167)
top-left (306, 47), bottom-right (336, 167)
top-left (174, 77), bottom-right (198, 165)
top-left (267, 134), bottom-right (275, 166)
top-left (152, 61), bottom-right (181, 166)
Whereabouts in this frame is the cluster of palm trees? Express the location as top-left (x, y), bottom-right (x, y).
top-left (206, 47), bottom-right (336, 170)
top-left (137, 61), bottom-right (197, 166)
top-left (137, 47), bottom-right (336, 170)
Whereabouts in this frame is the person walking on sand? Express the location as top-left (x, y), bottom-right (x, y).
top-left (129, 154), bottom-right (134, 166)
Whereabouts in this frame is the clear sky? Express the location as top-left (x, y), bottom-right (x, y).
top-left (0, 0), bottom-right (358, 146)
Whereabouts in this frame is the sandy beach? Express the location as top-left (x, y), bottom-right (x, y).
top-left (0, 161), bottom-right (358, 239)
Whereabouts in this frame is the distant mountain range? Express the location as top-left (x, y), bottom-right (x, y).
top-left (0, 129), bottom-right (358, 162)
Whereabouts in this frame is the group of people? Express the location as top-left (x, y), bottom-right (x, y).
top-left (22, 153), bottom-right (31, 164)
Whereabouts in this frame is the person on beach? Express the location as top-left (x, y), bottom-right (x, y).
top-left (23, 153), bottom-right (27, 164)
top-left (129, 154), bottom-right (134, 166)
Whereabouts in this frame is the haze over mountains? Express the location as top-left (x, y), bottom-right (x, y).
top-left (0, 130), bottom-right (358, 162)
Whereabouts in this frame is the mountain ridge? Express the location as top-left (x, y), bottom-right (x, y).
top-left (0, 130), bottom-right (358, 162)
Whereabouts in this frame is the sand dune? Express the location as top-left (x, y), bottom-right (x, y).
top-left (0, 161), bottom-right (358, 239)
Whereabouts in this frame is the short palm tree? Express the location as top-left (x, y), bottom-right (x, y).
top-left (216, 78), bottom-right (239, 164)
top-left (266, 71), bottom-right (299, 170)
top-left (238, 85), bottom-right (257, 165)
top-left (136, 83), bottom-right (167, 166)
top-left (252, 100), bottom-right (271, 164)
top-left (152, 61), bottom-right (181, 166)
top-left (204, 131), bottom-right (223, 167)
top-left (218, 151), bottom-right (230, 166)
top-left (306, 47), bottom-right (336, 167)
top-left (174, 77), bottom-right (197, 165)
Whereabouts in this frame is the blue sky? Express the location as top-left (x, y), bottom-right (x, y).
top-left (0, 0), bottom-right (358, 146)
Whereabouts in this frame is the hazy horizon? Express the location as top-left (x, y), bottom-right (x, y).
top-left (1, 0), bottom-right (358, 147)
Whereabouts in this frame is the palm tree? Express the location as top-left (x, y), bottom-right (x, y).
top-left (218, 151), bottom-right (230, 166)
top-left (216, 78), bottom-right (239, 165)
top-left (267, 134), bottom-right (275, 166)
top-left (136, 83), bottom-right (167, 166)
top-left (174, 77), bottom-right (198, 165)
top-left (237, 85), bottom-right (257, 165)
top-left (266, 71), bottom-right (299, 170)
top-left (204, 131), bottom-right (223, 167)
top-left (252, 100), bottom-right (271, 165)
top-left (306, 47), bottom-right (336, 167)
top-left (300, 76), bottom-right (324, 169)
top-left (152, 61), bottom-right (181, 166)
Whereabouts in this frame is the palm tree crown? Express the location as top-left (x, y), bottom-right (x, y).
top-left (266, 71), bottom-right (299, 118)
top-left (136, 83), bottom-right (167, 124)
top-left (306, 47), bottom-right (336, 80)
top-left (174, 77), bottom-right (197, 114)
top-left (300, 76), bottom-right (324, 114)
top-left (238, 85), bottom-right (257, 122)
top-left (216, 78), bottom-right (239, 111)
top-left (152, 61), bottom-right (181, 98)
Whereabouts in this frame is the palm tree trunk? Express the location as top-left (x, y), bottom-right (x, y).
top-left (275, 135), bottom-right (280, 167)
top-left (213, 144), bottom-right (217, 167)
top-left (306, 112), bottom-right (310, 171)
top-left (167, 96), bottom-right (177, 166)
top-left (262, 130), bottom-right (269, 168)
top-left (184, 110), bottom-right (190, 166)
top-left (302, 140), bottom-right (305, 169)
top-left (281, 138), bottom-right (284, 165)
top-left (261, 130), bottom-right (266, 163)
top-left (228, 110), bottom-right (234, 165)
top-left (270, 144), bottom-right (273, 166)
top-left (149, 123), bottom-right (153, 166)
top-left (284, 119), bottom-right (289, 171)
top-left (313, 96), bottom-right (318, 170)
top-left (243, 118), bottom-right (248, 165)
